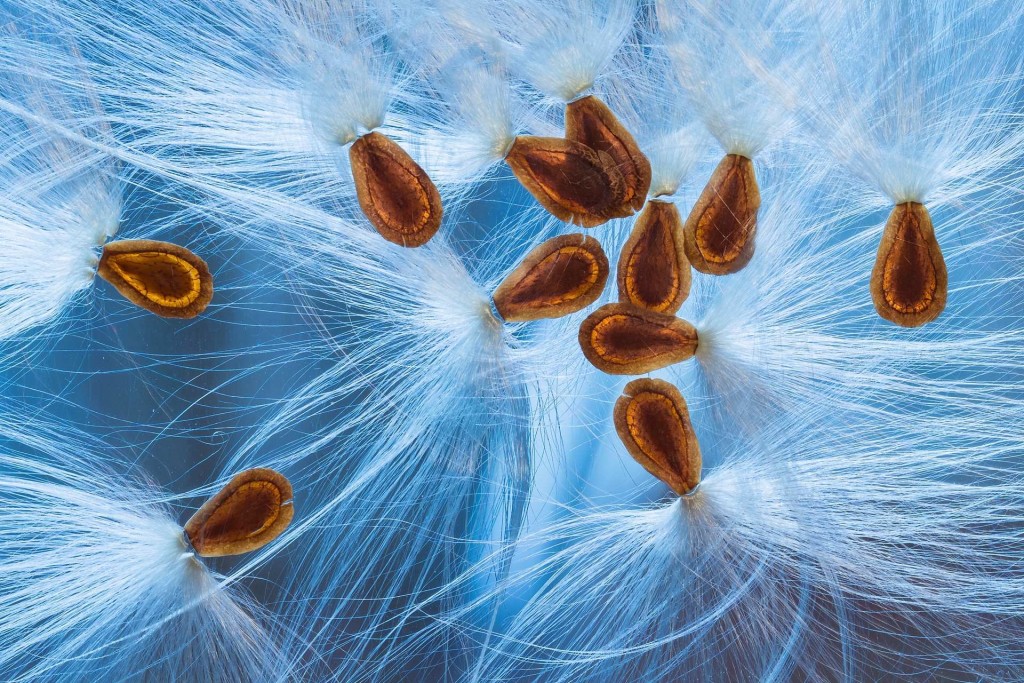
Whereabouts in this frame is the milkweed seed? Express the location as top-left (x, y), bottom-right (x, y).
top-left (565, 95), bottom-right (651, 216)
top-left (97, 239), bottom-right (213, 318)
top-left (350, 131), bottom-right (443, 247)
top-left (614, 378), bottom-right (701, 495)
top-left (493, 233), bottom-right (609, 322)
top-left (578, 302), bottom-right (698, 375)
top-left (505, 135), bottom-right (627, 228)
top-left (870, 202), bottom-right (947, 327)
top-left (617, 201), bottom-right (690, 314)
top-left (683, 154), bottom-right (760, 275)
top-left (184, 468), bottom-right (294, 558)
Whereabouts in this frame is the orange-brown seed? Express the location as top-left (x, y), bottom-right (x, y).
top-left (683, 154), bottom-right (760, 275)
top-left (493, 233), bottom-right (609, 322)
top-left (578, 302), bottom-right (698, 375)
top-left (614, 378), bottom-right (701, 495)
top-left (870, 202), bottom-right (947, 327)
top-left (350, 131), bottom-right (443, 248)
top-left (617, 201), bottom-right (691, 314)
top-left (505, 135), bottom-right (627, 228)
top-left (184, 468), bottom-right (294, 558)
top-left (565, 95), bottom-right (651, 216)
top-left (97, 239), bottom-right (213, 319)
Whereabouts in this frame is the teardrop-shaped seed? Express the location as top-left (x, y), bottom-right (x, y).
top-left (493, 233), bottom-right (609, 322)
top-left (97, 239), bottom-right (213, 318)
top-left (184, 468), bottom-right (294, 558)
top-left (350, 131), bottom-right (443, 248)
top-left (683, 154), bottom-right (760, 275)
top-left (614, 378), bottom-right (701, 495)
top-left (578, 302), bottom-right (698, 375)
top-left (565, 95), bottom-right (651, 216)
top-left (870, 202), bottom-right (947, 327)
top-left (505, 136), bottom-right (626, 228)
top-left (617, 201), bottom-right (691, 314)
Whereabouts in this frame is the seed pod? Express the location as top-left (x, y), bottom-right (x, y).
top-left (505, 136), bottom-right (626, 228)
top-left (350, 131), bottom-right (443, 248)
top-left (184, 468), bottom-right (294, 558)
top-left (578, 302), bottom-right (698, 375)
top-left (617, 201), bottom-right (690, 314)
top-left (614, 378), bottom-right (701, 495)
top-left (565, 95), bottom-right (651, 216)
top-left (870, 202), bottom-right (947, 327)
top-left (683, 154), bottom-right (760, 275)
top-left (97, 239), bottom-right (213, 318)
top-left (493, 233), bottom-right (609, 322)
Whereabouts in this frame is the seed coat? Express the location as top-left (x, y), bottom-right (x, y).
top-left (97, 239), bottom-right (213, 318)
top-left (870, 202), bottom-right (947, 327)
top-left (617, 201), bottom-right (691, 314)
top-left (578, 302), bottom-right (698, 375)
top-left (683, 154), bottom-right (760, 275)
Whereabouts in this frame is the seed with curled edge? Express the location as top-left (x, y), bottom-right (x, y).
top-left (350, 131), bottom-right (443, 248)
top-left (578, 302), bottom-right (698, 375)
top-left (565, 95), bottom-right (651, 216)
top-left (683, 154), bottom-right (760, 275)
top-left (97, 239), bottom-right (213, 318)
top-left (614, 378), bottom-right (701, 495)
top-left (505, 136), bottom-right (626, 228)
top-left (184, 468), bottom-right (294, 558)
top-left (870, 202), bottom-right (947, 327)
top-left (493, 233), bottom-right (609, 322)
top-left (618, 201), bottom-right (690, 314)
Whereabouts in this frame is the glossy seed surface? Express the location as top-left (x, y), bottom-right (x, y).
top-left (683, 154), bottom-right (760, 275)
top-left (184, 468), bottom-right (294, 558)
top-left (618, 201), bottom-right (691, 314)
top-left (350, 131), bottom-right (443, 247)
top-left (578, 302), bottom-right (698, 375)
top-left (870, 202), bottom-right (947, 327)
top-left (614, 378), bottom-right (701, 495)
top-left (97, 239), bottom-right (213, 318)
top-left (493, 233), bottom-right (609, 322)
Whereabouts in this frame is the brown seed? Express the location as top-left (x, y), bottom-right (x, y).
top-left (493, 233), bottom-right (609, 322)
top-left (350, 131), bottom-right (443, 248)
top-left (870, 202), bottom-right (947, 327)
top-left (614, 378), bottom-right (701, 495)
top-left (565, 95), bottom-right (651, 216)
top-left (683, 154), bottom-right (760, 275)
top-left (617, 201), bottom-right (691, 314)
top-left (97, 239), bottom-right (213, 318)
top-left (505, 135), bottom-right (627, 228)
top-left (184, 468), bottom-right (294, 558)
top-left (578, 302), bottom-right (698, 375)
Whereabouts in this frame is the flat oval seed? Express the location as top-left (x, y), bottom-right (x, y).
top-left (565, 95), bottom-right (652, 216)
top-left (617, 201), bottom-right (691, 314)
top-left (683, 154), bottom-right (760, 275)
top-left (870, 202), bottom-right (947, 327)
top-left (614, 378), bottom-right (701, 495)
top-left (184, 468), bottom-right (294, 558)
top-left (97, 239), bottom-right (213, 318)
top-left (350, 131), bottom-right (443, 248)
top-left (505, 135), bottom-right (627, 228)
top-left (493, 233), bottom-right (609, 322)
top-left (578, 302), bottom-right (698, 375)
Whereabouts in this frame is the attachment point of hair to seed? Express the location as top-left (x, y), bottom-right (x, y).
top-left (614, 378), bottom-right (701, 495)
top-left (96, 239), bottom-right (213, 318)
top-left (184, 468), bottom-right (294, 558)
top-left (578, 302), bottom-right (698, 375)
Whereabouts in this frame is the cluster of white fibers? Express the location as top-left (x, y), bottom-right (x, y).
top-left (200, 203), bottom-right (584, 679)
top-left (38, 0), bottom-right (419, 245)
top-left (790, 0), bottom-right (1024, 211)
top-left (0, 409), bottom-right (293, 682)
top-left (0, 31), bottom-right (120, 346)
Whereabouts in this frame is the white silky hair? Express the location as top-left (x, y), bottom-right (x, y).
top-left (0, 410), bottom-right (293, 682)
top-left (736, 0), bottom-right (1024, 211)
top-left (656, 0), bottom-right (810, 159)
top-left (0, 32), bottom-right (121, 344)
